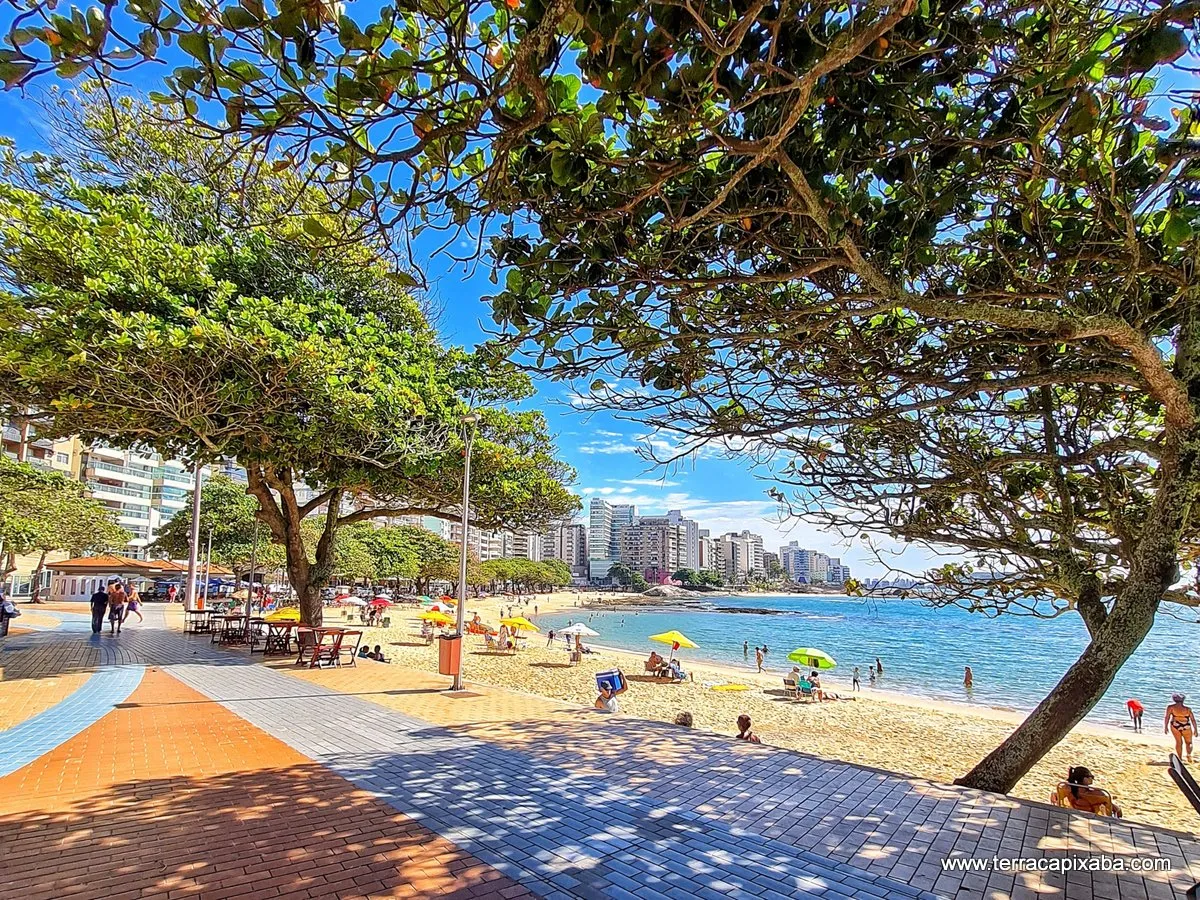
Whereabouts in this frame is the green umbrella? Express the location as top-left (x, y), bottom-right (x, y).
top-left (787, 647), bottom-right (837, 670)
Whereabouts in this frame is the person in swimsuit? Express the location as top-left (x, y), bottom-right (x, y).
top-left (736, 714), bottom-right (761, 744)
top-left (964, 666), bottom-right (973, 689)
top-left (1126, 698), bottom-right (1144, 733)
top-left (852, 666), bottom-right (861, 691)
top-left (1063, 766), bottom-right (1122, 817)
top-left (123, 584), bottom-right (143, 624)
top-left (107, 582), bottom-right (126, 635)
top-left (1166, 693), bottom-right (1197, 762)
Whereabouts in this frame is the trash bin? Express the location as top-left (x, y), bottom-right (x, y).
top-left (438, 633), bottom-right (461, 676)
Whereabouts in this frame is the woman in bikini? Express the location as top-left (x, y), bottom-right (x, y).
top-left (1166, 693), bottom-right (1197, 762)
top-left (1062, 766), bottom-right (1122, 817)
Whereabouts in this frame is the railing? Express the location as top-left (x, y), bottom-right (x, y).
top-left (156, 467), bottom-right (194, 485)
top-left (118, 507), bottom-right (151, 520)
top-left (87, 459), bottom-right (155, 479)
top-left (88, 481), bottom-right (152, 500)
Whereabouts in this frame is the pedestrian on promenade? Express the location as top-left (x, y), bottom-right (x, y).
top-left (89, 584), bottom-right (109, 634)
top-left (166, 584), bottom-right (177, 604)
top-left (0, 588), bottom-right (17, 637)
top-left (123, 584), bottom-right (144, 625)
top-left (852, 666), bottom-right (861, 691)
top-left (107, 581), bottom-right (126, 635)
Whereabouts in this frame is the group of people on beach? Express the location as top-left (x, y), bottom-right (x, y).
top-left (88, 579), bottom-right (143, 635)
top-left (1128, 693), bottom-right (1197, 761)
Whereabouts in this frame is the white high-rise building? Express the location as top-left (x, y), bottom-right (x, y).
top-left (616, 515), bottom-right (684, 583)
top-left (83, 445), bottom-right (206, 559)
top-left (504, 530), bottom-right (544, 562)
top-left (447, 521), bottom-right (505, 561)
top-left (666, 509), bottom-right (700, 570)
top-left (589, 498), bottom-right (614, 561)
top-left (717, 530), bottom-right (764, 583)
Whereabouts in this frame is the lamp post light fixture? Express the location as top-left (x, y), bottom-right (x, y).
top-left (451, 413), bottom-right (479, 691)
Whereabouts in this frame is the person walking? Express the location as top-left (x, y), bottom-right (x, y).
top-left (755, 646), bottom-right (764, 672)
top-left (0, 588), bottom-right (17, 637)
top-left (166, 584), bottom-right (178, 604)
top-left (852, 666), bottom-right (861, 692)
top-left (1166, 693), bottom-right (1197, 762)
top-left (123, 584), bottom-right (144, 625)
top-left (89, 584), bottom-right (109, 634)
top-left (875, 657), bottom-right (884, 677)
top-left (964, 666), bottom-right (974, 689)
top-left (107, 581), bottom-right (126, 635)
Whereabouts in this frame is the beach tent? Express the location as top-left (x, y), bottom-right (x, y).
top-left (787, 647), bottom-right (837, 670)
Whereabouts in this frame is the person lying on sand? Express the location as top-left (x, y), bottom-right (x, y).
top-left (736, 714), bottom-right (761, 744)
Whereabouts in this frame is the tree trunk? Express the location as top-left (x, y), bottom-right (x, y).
top-left (955, 593), bottom-right (1157, 792)
top-left (30, 549), bottom-right (47, 603)
top-left (959, 420), bottom-right (1199, 792)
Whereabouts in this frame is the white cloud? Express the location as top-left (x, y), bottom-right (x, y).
top-left (576, 439), bottom-right (641, 455)
top-left (609, 477), bottom-right (682, 487)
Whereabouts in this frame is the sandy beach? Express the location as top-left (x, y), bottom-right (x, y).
top-left (331, 600), bottom-right (1199, 833)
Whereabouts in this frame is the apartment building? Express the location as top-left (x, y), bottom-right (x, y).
top-left (504, 530), bottom-right (544, 562)
top-left (717, 530), bottom-right (765, 583)
top-left (445, 520), bottom-right (506, 561)
top-left (588, 499), bottom-right (639, 580)
top-left (615, 515), bottom-right (684, 583)
top-left (542, 520), bottom-right (588, 577)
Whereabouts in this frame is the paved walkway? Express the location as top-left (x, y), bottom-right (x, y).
top-left (1, 606), bottom-right (1197, 900)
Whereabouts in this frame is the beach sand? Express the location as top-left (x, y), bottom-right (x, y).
top-left (335, 602), bottom-right (1199, 833)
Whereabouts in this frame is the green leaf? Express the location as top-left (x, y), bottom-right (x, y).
top-left (302, 217), bottom-right (333, 238)
top-left (1163, 213), bottom-right (1193, 246)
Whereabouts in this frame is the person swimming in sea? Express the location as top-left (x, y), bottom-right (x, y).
top-left (1166, 693), bottom-right (1197, 762)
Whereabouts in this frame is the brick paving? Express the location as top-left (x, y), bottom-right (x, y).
top-left (0, 667), bottom-right (535, 899)
top-left (1, 606), bottom-right (1197, 900)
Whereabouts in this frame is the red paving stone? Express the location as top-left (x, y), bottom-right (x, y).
top-left (0, 668), bottom-right (534, 899)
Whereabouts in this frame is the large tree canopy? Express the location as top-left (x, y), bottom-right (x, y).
top-left (0, 105), bottom-right (578, 624)
top-left (4, 0), bottom-right (1199, 792)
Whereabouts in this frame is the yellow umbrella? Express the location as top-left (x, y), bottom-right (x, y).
top-left (499, 616), bottom-right (540, 632)
top-left (649, 630), bottom-right (698, 649)
top-left (265, 607), bottom-right (301, 622)
top-left (418, 610), bottom-right (455, 626)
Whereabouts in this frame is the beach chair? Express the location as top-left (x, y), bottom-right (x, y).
top-left (1168, 754), bottom-right (1200, 899)
top-left (337, 629), bottom-right (363, 667)
top-left (797, 680), bottom-right (816, 702)
top-left (783, 675), bottom-right (799, 699)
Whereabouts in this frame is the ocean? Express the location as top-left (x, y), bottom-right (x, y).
top-left (539, 594), bottom-right (1199, 727)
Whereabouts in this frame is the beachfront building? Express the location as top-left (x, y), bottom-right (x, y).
top-left (503, 530), bottom-right (544, 562)
top-left (717, 530), bottom-right (764, 583)
top-left (665, 509), bottom-right (701, 569)
top-left (616, 515), bottom-right (685, 584)
top-left (45, 553), bottom-right (234, 602)
top-left (779, 542), bottom-right (853, 585)
top-left (588, 499), bottom-right (639, 582)
top-left (83, 445), bottom-right (204, 560)
top-left (542, 520), bottom-right (589, 579)
top-left (446, 521), bottom-right (506, 561)
top-left (827, 558), bottom-right (852, 585)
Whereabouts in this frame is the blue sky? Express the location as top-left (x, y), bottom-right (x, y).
top-left (0, 86), bottom-right (929, 577)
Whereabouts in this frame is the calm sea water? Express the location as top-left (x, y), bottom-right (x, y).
top-left (539, 595), bottom-right (1199, 726)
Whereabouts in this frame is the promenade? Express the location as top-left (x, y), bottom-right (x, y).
top-left (1, 605), bottom-right (1196, 900)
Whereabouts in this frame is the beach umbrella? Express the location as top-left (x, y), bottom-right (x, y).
top-left (500, 616), bottom-right (540, 632)
top-left (649, 629), bottom-right (697, 662)
top-left (787, 647), bottom-right (837, 670)
top-left (649, 630), bottom-right (698, 649)
top-left (418, 610), bottom-right (455, 626)
top-left (428, 601), bottom-right (455, 613)
top-left (232, 588), bottom-right (251, 600)
top-left (341, 596), bottom-right (367, 607)
top-left (369, 597), bottom-right (393, 608)
top-left (265, 608), bottom-right (301, 622)
top-left (557, 623), bottom-right (599, 637)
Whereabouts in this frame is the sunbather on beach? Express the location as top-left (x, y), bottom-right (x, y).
top-left (1062, 766), bottom-right (1122, 817)
top-left (668, 659), bottom-right (689, 682)
top-left (736, 714), bottom-right (761, 744)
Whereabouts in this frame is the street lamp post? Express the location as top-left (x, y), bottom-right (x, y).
top-left (451, 413), bottom-right (478, 691)
top-left (184, 463), bottom-right (203, 611)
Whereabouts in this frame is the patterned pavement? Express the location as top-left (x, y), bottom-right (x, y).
top-left (1, 605), bottom-right (1197, 900)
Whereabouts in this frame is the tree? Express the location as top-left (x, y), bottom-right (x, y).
top-left (0, 457), bottom-right (129, 600)
top-left (767, 559), bottom-right (786, 582)
top-left (151, 473), bottom-right (286, 580)
top-left (10, 0), bottom-right (1198, 794)
top-left (539, 559), bottom-right (572, 589)
top-left (0, 109), bottom-right (578, 626)
top-left (606, 561), bottom-right (634, 588)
